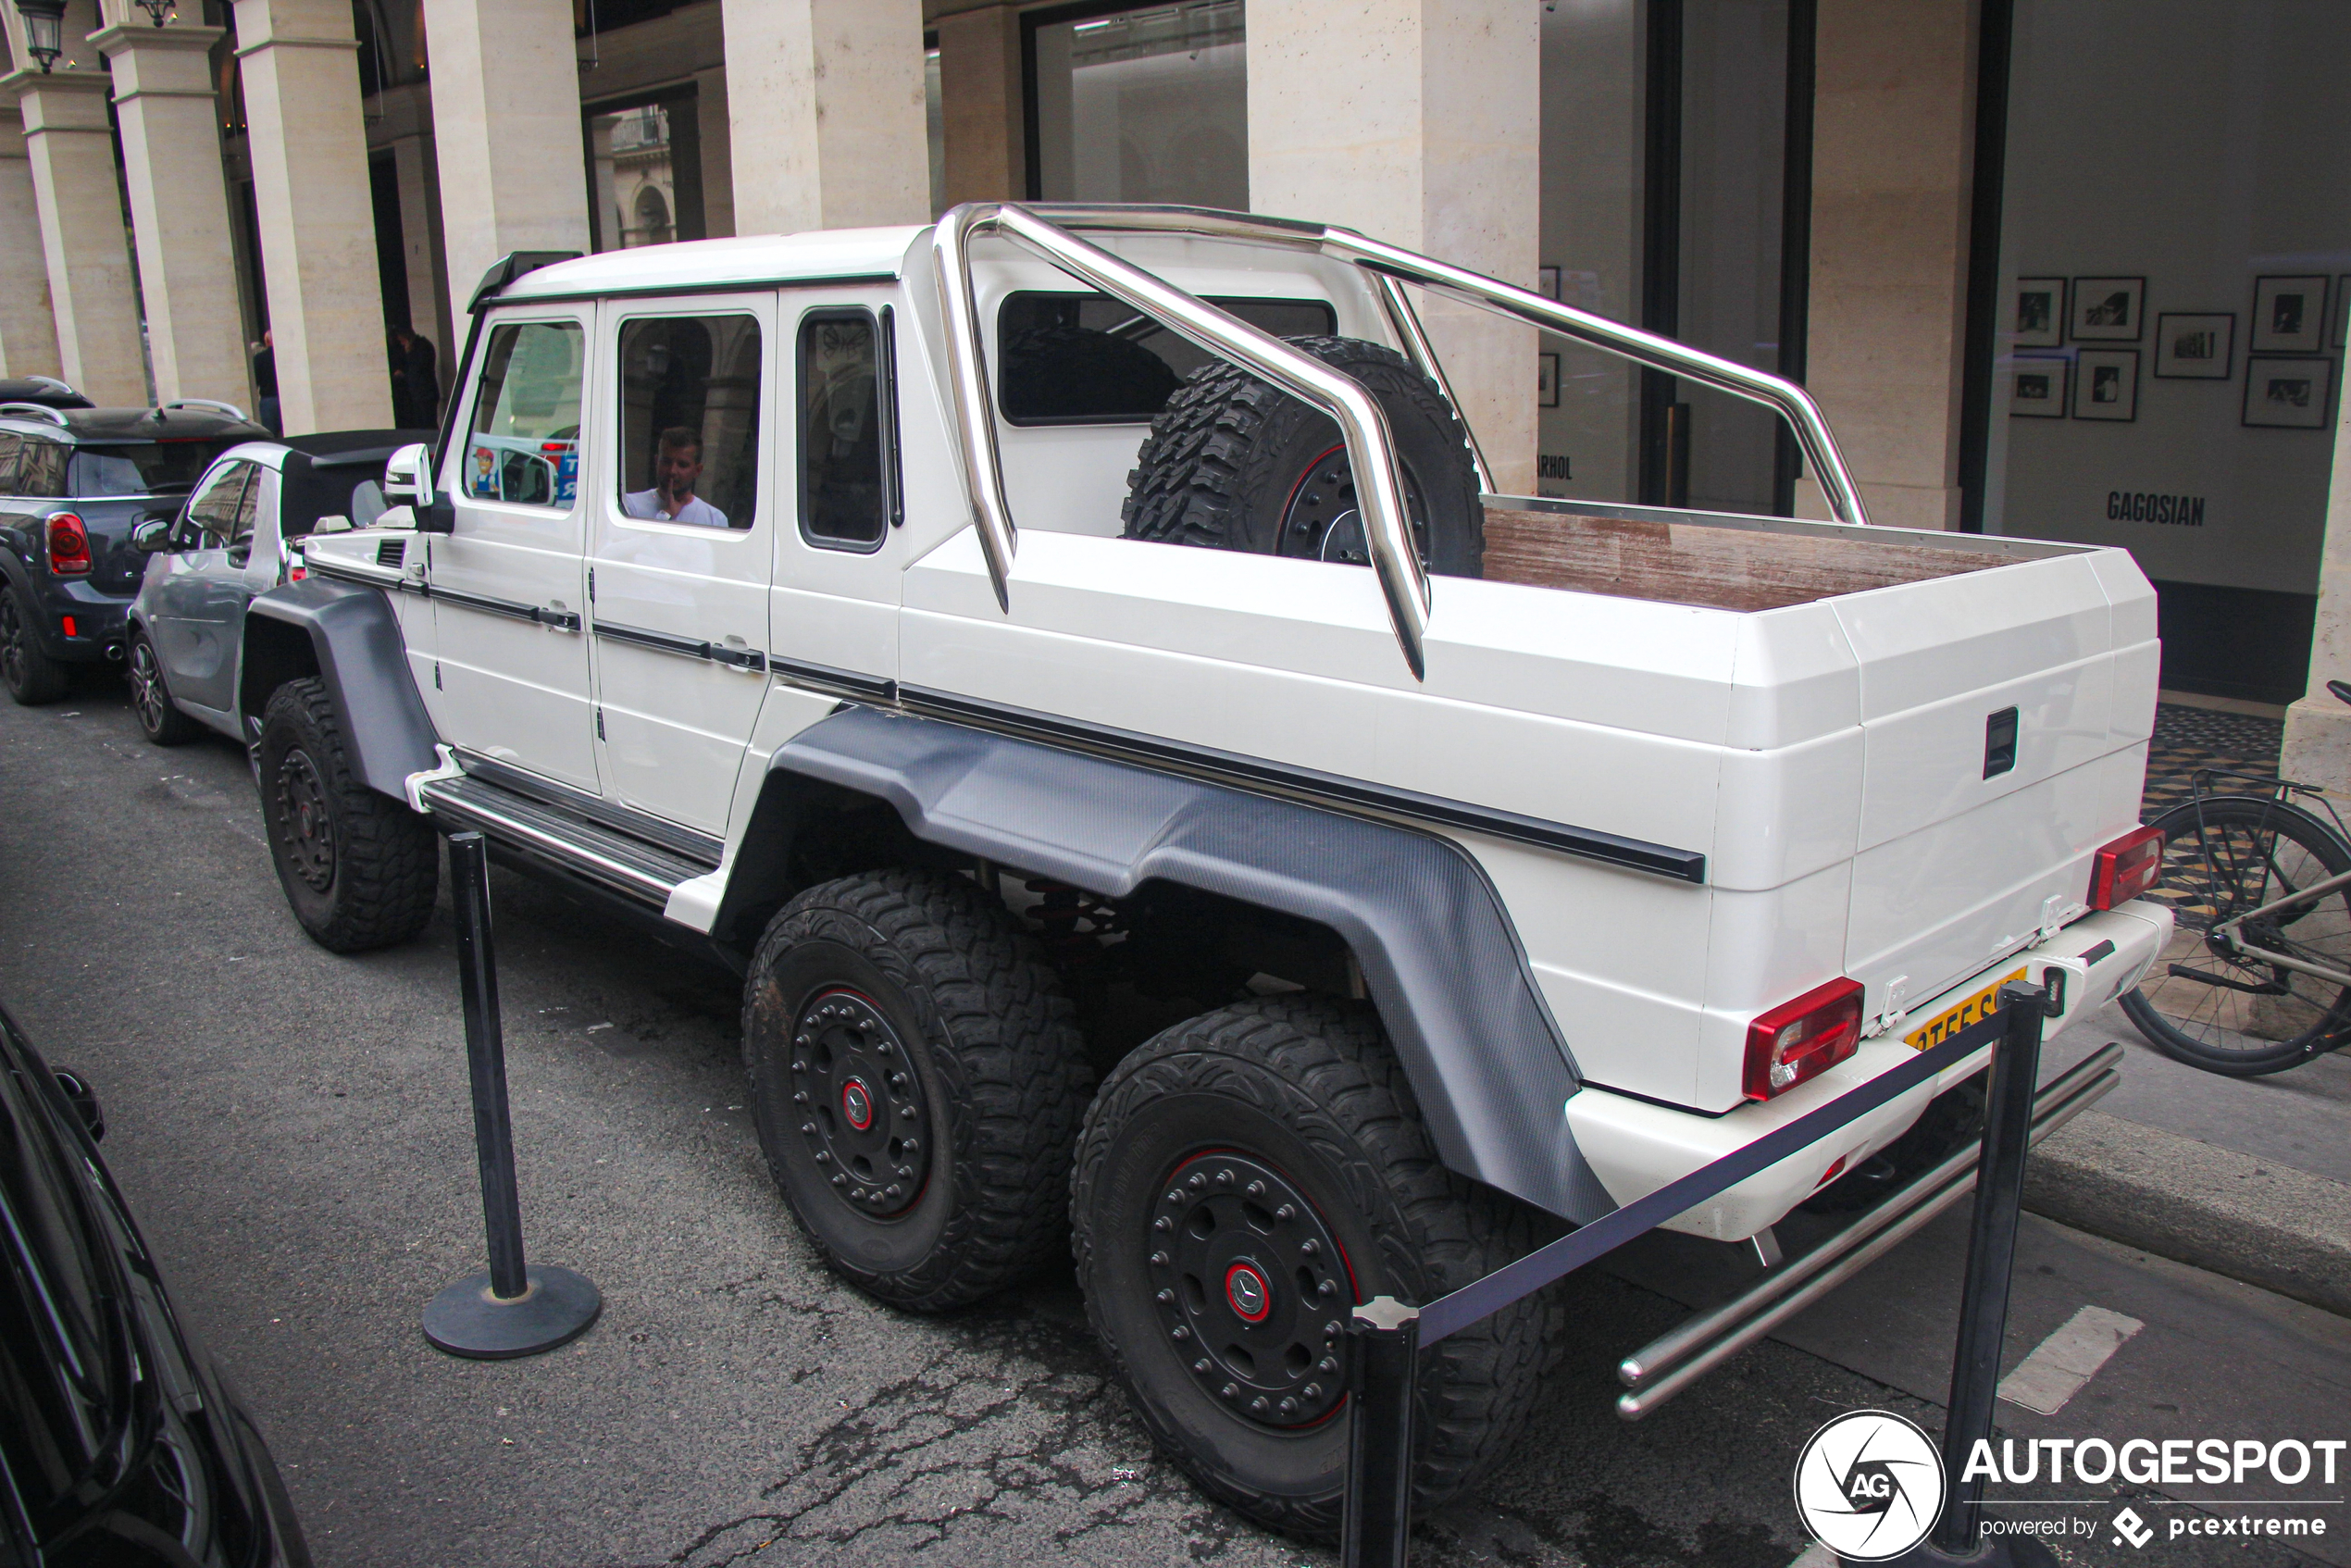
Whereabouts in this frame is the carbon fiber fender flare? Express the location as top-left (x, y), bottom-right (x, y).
top-left (727, 703), bottom-right (1615, 1224)
top-left (242, 578), bottom-right (440, 798)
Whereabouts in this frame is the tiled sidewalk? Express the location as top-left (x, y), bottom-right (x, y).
top-left (2142, 703), bottom-right (2283, 818)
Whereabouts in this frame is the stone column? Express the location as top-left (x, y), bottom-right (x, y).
top-left (694, 65), bottom-right (734, 239)
top-left (3, 61), bottom-right (147, 404)
top-left (935, 2), bottom-right (1022, 208)
top-left (417, 0), bottom-right (589, 302)
top-left (93, 18), bottom-right (252, 410)
top-left (1248, 0), bottom-right (1541, 496)
top-left (1796, 0), bottom-right (1976, 530)
top-left (0, 104), bottom-right (61, 380)
top-left (720, 0), bottom-right (927, 235)
top-left (234, 0), bottom-right (390, 432)
top-left (375, 81), bottom-right (453, 367)
top-left (2278, 400), bottom-right (2351, 791)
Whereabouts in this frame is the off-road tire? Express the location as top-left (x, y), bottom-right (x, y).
top-left (0, 583), bottom-right (71, 705)
top-left (1072, 997), bottom-right (1558, 1541)
top-left (127, 630), bottom-right (204, 745)
top-left (743, 869), bottom-right (1094, 1312)
top-left (1120, 335), bottom-right (1485, 578)
top-left (256, 678), bottom-right (438, 952)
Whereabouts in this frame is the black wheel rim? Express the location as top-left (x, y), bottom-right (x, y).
top-left (1276, 443), bottom-right (1433, 566)
top-left (790, 987), bottom-right (929, 1217)
top-left (273, 747), bottom-right (336, 892)
top-left (0, 596), bottom-right (24, 691)
top-left (1148, 1151), bottom-right (1356, 1429)
top-left (129, 641), bottom-right (168, 733)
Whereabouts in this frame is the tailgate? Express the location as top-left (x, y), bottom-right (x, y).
top-left (1834, 550), bottom-right (2158, 1014)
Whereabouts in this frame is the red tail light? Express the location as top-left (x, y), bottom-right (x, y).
top-left (1743, 978), bottom-right (1865, 1101)
top-left (2089, 825), bottom-right (2164, 910)
top-left (45, 513), bottom-right (91, 576)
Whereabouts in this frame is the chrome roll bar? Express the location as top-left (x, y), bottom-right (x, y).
top-left (931, 202), bottom-right (1872, 679)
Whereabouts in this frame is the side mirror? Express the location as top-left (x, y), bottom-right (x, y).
top-left (131, 516), bottom-right (175, 553)
top-left (52, 1067), bottom-right (104, 1142)
top-left (381, 442), bottom-right (436, 508)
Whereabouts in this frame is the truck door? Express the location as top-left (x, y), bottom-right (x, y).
top-left (586, 296), bottom-right (776, 838)
top-left (431, 313), bottom-right (599, 791)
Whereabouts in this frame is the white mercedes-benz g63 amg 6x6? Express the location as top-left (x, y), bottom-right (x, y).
top-left (246, 205), bottom-right (2171, 1536)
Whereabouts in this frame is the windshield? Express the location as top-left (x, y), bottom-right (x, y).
top-left (69, 440), bottom-right (247, 498)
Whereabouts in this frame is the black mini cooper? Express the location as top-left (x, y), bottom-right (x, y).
top-left (0, 400), bottom-right (268, 705)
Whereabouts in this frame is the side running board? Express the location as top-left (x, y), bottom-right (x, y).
top-left (417, 773), bottom-right (709, 905)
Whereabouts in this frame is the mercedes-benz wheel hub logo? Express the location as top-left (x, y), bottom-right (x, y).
top-left (1794, 1410), bottom-right (1947, 1561)
top-left (1224, 1262), bottom-right (1270, 1322)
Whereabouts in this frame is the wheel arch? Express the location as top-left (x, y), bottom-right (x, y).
top-left (721, 704), bottom-right (1614, 1224)
top-left (242, 579), bottom-right (439, 795)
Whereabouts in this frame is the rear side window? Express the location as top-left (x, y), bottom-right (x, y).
top-left (798, 309), bottom-right (899, 551)
top-left (616, 314), bottom-right (762, 531)
top-left (996, 292), bottom-right (1338, 425)
top-left (465, 320), bottom-right (584, 508)
top-left (185, 462), bottom-right (255, 549)
top-left (68, 441), bottom-right (242, 497)
top-left (13, 438), bottom-right (68, 500)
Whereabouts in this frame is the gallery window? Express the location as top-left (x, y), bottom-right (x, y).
top-left (1534, 0), bottom-right (1811, 516)
top-left (1974, 0), bottom-right (2351, 703)
top-left (584, 91), bottom-right (704, 253)
top-left (1025, 0), bottom-right (1247, 208)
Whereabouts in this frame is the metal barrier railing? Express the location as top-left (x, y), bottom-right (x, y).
top-left (930, 202), bottom-right (1873, 680)
top-left (1339, 982), bottom-right (2103, 1568)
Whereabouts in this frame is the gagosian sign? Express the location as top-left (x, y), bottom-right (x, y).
top-left (2108, 490), bottom-right (2207, 526)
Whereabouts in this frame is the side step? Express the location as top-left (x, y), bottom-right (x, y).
top-left (417, 774), bottom-right (707, 906)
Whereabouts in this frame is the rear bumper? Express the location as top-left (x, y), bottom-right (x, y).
top-left (1563, 900), bottom-right (2171, 1241)
top-left (21, 577), bottom-right (132, 662)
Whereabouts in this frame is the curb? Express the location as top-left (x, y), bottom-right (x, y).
top-left (2021, 1108), bottom-right (2351, 1319)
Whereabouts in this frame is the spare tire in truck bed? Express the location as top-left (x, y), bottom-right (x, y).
top-left (1120, 335), bottom-right (1484, 579)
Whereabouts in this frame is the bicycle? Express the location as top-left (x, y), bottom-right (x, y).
top-left (2121, 687), bottom-right (2351, 1075)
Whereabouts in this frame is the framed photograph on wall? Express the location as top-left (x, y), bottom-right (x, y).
top-left (2153, 313), bottom-right (2234, 379)
top-left (2244, 356), bottom-right (2333, 428)
top-left (2252, 276), bottom-right (2329, 353)
top-left (1537, 353), bottom-right (1561, 408)
top-left (2073, 349), bottom-right (2139, 420)
top-left (2070, 277), bottom-right (2145, 341)
top-left (2009, 355), bottom-right (2068, 417)
top-left (2013, 279), bottom-right (2064, 346)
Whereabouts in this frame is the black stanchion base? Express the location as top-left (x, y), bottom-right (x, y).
top-left (1867, 1533), bottom-right (2062, 1568)
top-left (423, 1264), bottom-right (602, 1359)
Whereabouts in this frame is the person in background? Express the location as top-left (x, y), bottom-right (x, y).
top-left (387, 328), bottom-right (415, 428)
top-left (404, 329), bottom-right (440, 429)
top-left (252, 330), bottom-right (280, 435)
top-left (621, 427), bottom-right (727, 527)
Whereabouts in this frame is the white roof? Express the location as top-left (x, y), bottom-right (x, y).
top-left (496, 227), bottom-right (928, 301)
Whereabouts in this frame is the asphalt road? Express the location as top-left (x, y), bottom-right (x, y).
top-left (0, 673), bottom-right (2339, 1568)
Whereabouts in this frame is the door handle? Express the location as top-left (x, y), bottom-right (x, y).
top-left (714, 636), bottom-right (766, 673)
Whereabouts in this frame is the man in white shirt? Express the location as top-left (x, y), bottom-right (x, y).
top-left (622, 427), bottom-right (728, 528)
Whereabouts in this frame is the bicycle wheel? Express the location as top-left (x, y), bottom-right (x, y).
top-left (2120, 793), bottom-right (2351, 1075)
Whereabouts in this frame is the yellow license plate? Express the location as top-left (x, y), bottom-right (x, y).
top-left (1904, 967), bottom-right (2027, 1050)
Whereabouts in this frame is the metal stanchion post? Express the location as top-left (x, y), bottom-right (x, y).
top-left (1886, 981), bottom-right (2061, 1568)
top-left (422, 831), bottom-right (603, 1359)
top-left (1342, 1297), bottom-right (1421, 1568)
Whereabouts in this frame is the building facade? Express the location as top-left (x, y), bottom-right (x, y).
top-left (2, 0), bottom-right (2346, 755)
